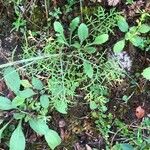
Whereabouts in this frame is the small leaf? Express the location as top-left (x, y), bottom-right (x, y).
top-left (138, 24), bottom-right (150, 33)
top-left (40, 95), bottom-right (49, 108)
top-left (54, 21), bottom-right (64, 34)
top-left (29, 118), bottom-right (49, 135)
top-left (13, 113), bottom-right (25, 120)
top-left (93, 34), bottom-right (109, 45)
top-left (12, 96), bottom-right (25, 107)
top-left (32, 77), bottom-right (43, 90)
top-left (18, 88), bottom-right (35, 99)
top-left (142, 67), bottom-right (150, 80)
top-left (70, 17), bottom-right (80, 32)
top-left (130, 36), bottom-right (144, 47)
top-left (9, 121), bottom-right (25, 150)
top-left (83, 61), bottom-right (93, 78)
top-left (90, 101), bottom-right (98, 110)
top-left (117, 16), bottom-right (129, 32)
top-left (86, 47), bottom-right (96, 54)
top-left (54, 100), bottom-right (68, 114)
top-left (78, 23), bottom-right (89, 43)
top-left (21, 80), bottom-right (32, 88)
top-left (113, 39), bottom-right (125, 53)
top-left (120, 143), bottom-right (134, 150)
top-left (4, 67), bottom-right (20, 94)
top-left (44, 129), bottom-right (61, 150)
top-left (0, 96), bottom-right (14, 110)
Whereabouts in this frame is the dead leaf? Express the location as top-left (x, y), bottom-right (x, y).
top-left (108, 0), bottom-right (120, 6)
top-left (86, 144), bottom-right (92, 150)
top-left (135, 106), bottom-right (145, 119)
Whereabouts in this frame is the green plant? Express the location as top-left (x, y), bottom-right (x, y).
top-left (0, 67), bottom-right (61, 150)
top-left (113, 12), bottom-right (150, 53)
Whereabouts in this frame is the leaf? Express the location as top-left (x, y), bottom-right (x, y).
top-left (93, 34), bottom-right (109, 45)
top-left (78, 23), bottom-right (89, 44)
top-left (21, 80), bottom-right (32, 88)
top-left (32, 77), bottom-right (43, 90)
top-left (12, 96), bottom-right (25, 107)
top-left (70, 17), bottom-right (80, 32)
top-left (108, 0), bottom-right (120, 6)
top-left (130, 36), bottom-right (144, 47)
top-left (4, 67), bottom-right (20, 94)
top-left (44, 129), bottom-right (61, 150)
top-left (117, 16), bottom-right (129, 32)
top-left (9, 121), bottom-right (25, 150)
top-left (83, 61), bottom-right (93, 78)
top-left (113, 39), bottom-right (125, 53)
top-left (135, 106), bottom-right (145, 119)
top-left (29, 118), bottom-right (49, 135)
top-left (138, 24), bottom-right (150, 33)
top-left (40, 95), bottom-right (49, 108)
top-left (90, 101), bottom-right (98, 110)
top-left (54, 100), bottom-right (68, 114)
top-left (0, 96), bottom-right (14, 110)
top-left (86, 47), bottom-right (96, 54)
top-left (120, 143), bottom-right (134, 150)
top-left (54, 21), bottom-right (64, 34)
top-left (0, 121), bottom-right (10, 140)
top-left (18, 88), bottom-right (35, 99)
top-left (142, 67), bottom-right (150, 80)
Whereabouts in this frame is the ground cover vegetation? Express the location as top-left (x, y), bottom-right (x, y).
top-left (0, 0), bottom-right (150, 150)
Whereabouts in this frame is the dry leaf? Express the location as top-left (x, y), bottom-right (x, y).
top-left (108, 0), bottom-right (120, 6)
top-left (86, 144), bottom-right (92, 150)
top-left (135, 106), bottom-right (145, 119)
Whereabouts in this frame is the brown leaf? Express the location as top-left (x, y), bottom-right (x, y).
top-left (135, 106), bottom-right (145, 119)
top-left (108, 0), bottom-right (120, 6)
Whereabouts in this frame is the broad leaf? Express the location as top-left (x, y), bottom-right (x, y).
top-left (12, 96), bottom-right (25, 107)
top-left (54, 100), bottom-right (68, 114)
top-left (83, 61), bottom-right (93, 78)
top-left (32, 77), bottom-right (43, 90)
top-left (130, 36), bottom-right (144, 47)
top-left (18, 88), bottom-right (35, 99)
top-left (86, 47), bottom-right (96, 54)
top-left (142, 67), bottom-right (150, 80)
top-left (138, 24), bottom-right (150, 33)
top-left (40, 95), bottom-right (49, 108)
top-left (120, 143), bottom-right (134, 150)
top-left (117, 16), bottom-right (129, 32)
top-left (78, 23), bottom-right (89, 43)
top-left (54, 21), bottom-right (64, 34)
top-left (9, 121), bottom-right (25, 150)
top-left (93, 34), bottom-right (109, 45)
top-left (29, 118), bottom-right (49, 135)
top-left (113, 39), bottom-right (125, 53)
top-left (4, 67), bottom-right (20, 94)
top-left (44, 129), bottom-right (61, 150)
top-left (0, 96), bottom-right (14, 110)
top-left (70, 17), bottom-right (80, 32)
top-left (21, 80), bottom-right (32, 88)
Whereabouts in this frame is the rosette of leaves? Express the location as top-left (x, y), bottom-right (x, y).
top-left (0, 67), bottom-right (61, 150)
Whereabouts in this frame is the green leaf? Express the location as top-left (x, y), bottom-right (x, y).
top-left (0, 96), bottom-right (14, 110)
top-left (138, 24), bottom-right (150, 33)
top-left (142, 67), bottom-right (150, 80)
top-left (21, 80), bottom-right (32, 88)
top-left (12, 96), bottom-right (25, 107)
top-left (9, 121), bottom-right (25, 150)
top-left (4, 67), bottom-right (20, 94)
top-left (120, 143), bottom-right (134, 150)
top-left (40, 95), bottom-right (49, 108)
top-left (70, 17), bottom-right (80, 32)
top-left (86, 47), bottom-right (96, 54)
top-left (13, 113), bottom-right (25, 120)
top-left (54, 21), bottom-right (64, 34)
top-left (93, 34), bottom-right (109, 45)
top-left (32, 77), bottom-right (43, 90)
top-left (130, 36), bottom-right (144, 47)
top-left (90, 101), bottom-right (98, 110)
top-left (83, 61), bottom-right (93, 78)
top-left (0, 121), bottom-right (10, 140)
top-left (29, 118), bottom-right (49, 135)
top-left (44, 129), bottom-right (61, 150)
top-left (78, 23), bottom-right (89, 43)
top-left (117, 16), bottom-right (129, 32)
top-left (113, 40), bottom-right (125, 53)
top-left (54, 100), bottom-right (68, 114)
top-left (18, 88), bottom-right (35, 99)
